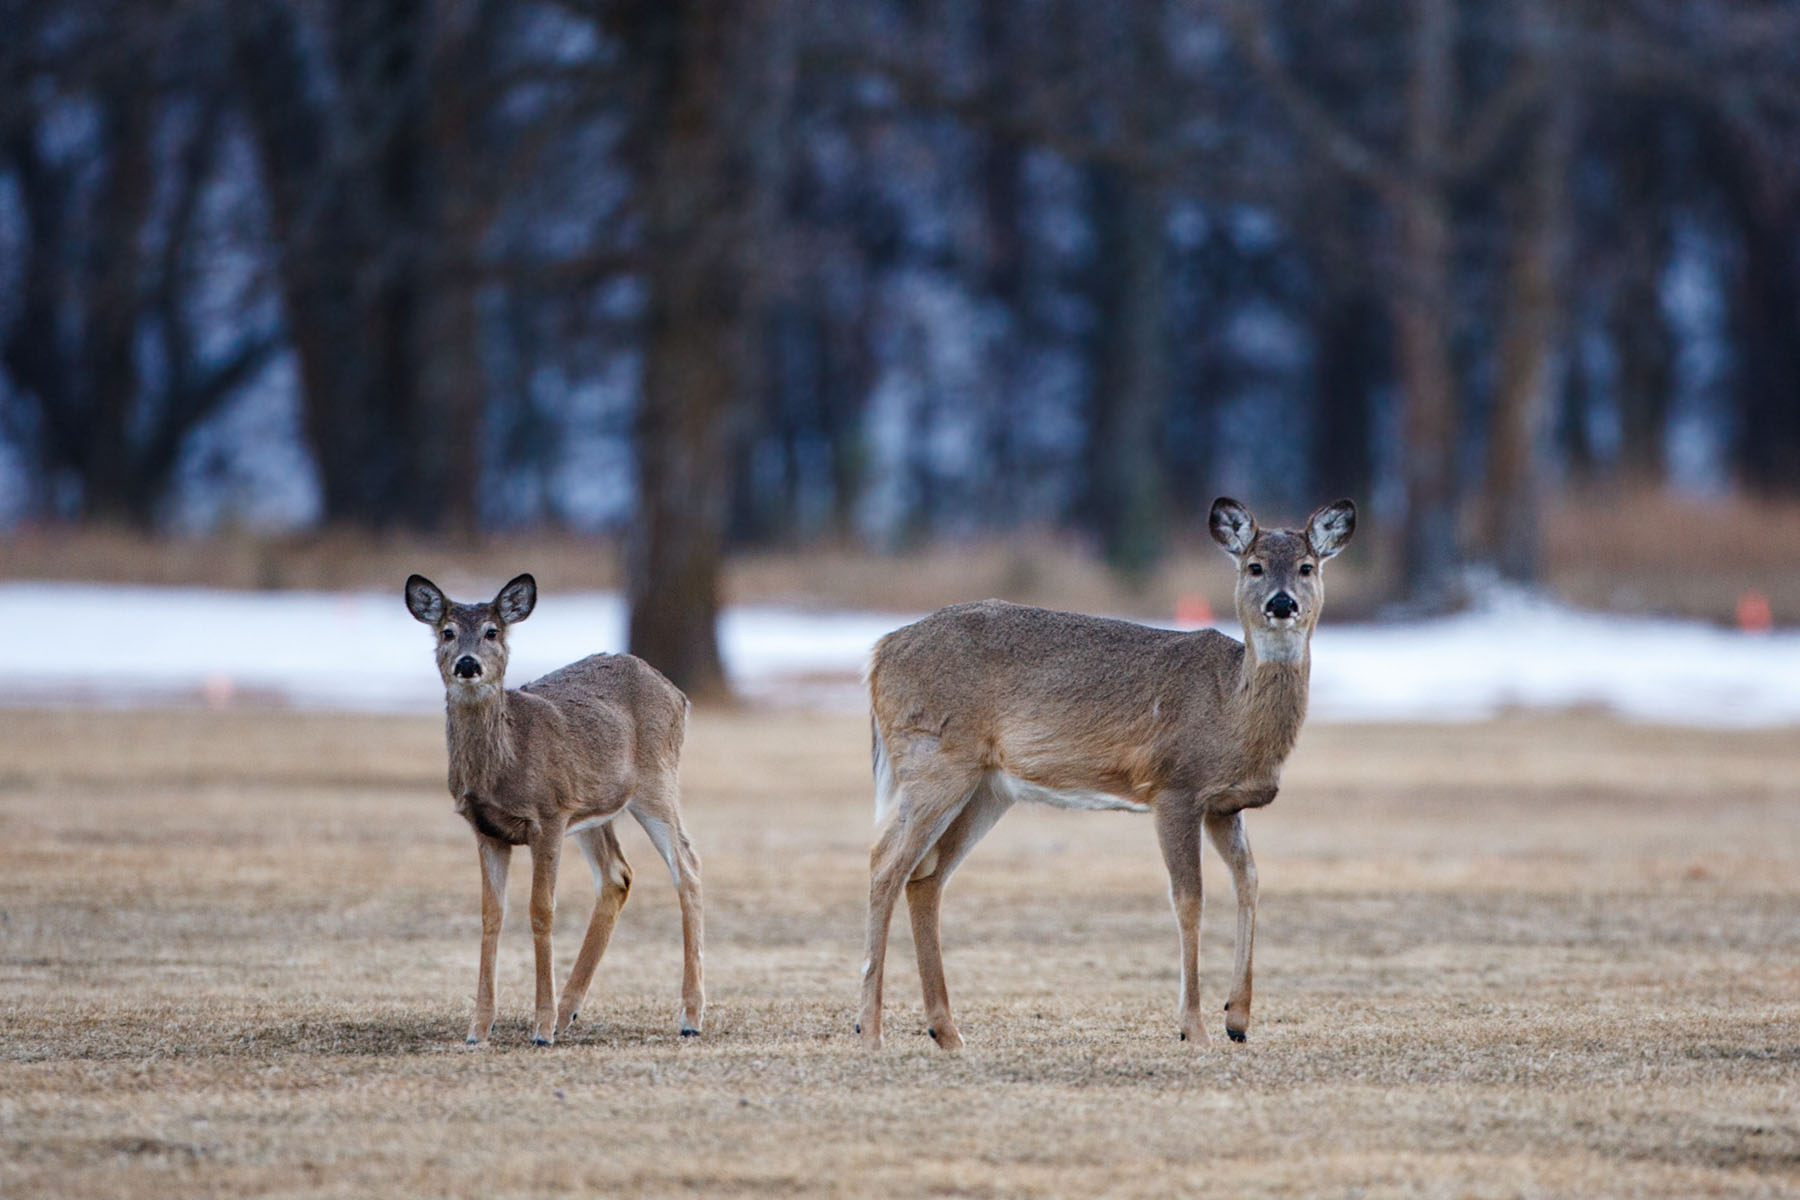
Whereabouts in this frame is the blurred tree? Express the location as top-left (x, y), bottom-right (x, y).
top-left (6, 0), bottom-right (1799, 620)
top-left (1, 4), bottom-right (278, 525)
top-left (974, 0), bottom-right (1029, 529)
top-left (227, 0), bottom-right (495, 533)
top-left (1229, 0), bottom-right (1542, 605)
top-left (615, 0), bottom-right (794, 700)
top-left (1303, 180), bottom-right (1386, 508)
top-left (1476, 2), bottom-right (1577, 583)
top-left (1716, 133), bottom-right (1800, 497)
top-left (1085, 162), bottom-right (1170, 578)
top-left (1609, 104), bottom-right (1675, 486)
top-left (1072, 1), bottom-right (1173, 578)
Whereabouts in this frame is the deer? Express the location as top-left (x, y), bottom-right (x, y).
top-left (857, 497), bottom-right (1355, 1051)
top-left (404, 572), bottom-right (704, 1046)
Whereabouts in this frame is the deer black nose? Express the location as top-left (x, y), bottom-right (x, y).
top-left (1265, 592), bottom-right (1298, 620)
top-left (454, 656), bottom-right (481, 678)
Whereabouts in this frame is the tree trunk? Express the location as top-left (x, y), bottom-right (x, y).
top-left (1085, 163), bottom-right (1168, 581)
top-left (820, 290), bottom-right (872, 540)
top-left (1611, 110), bottom-right (1672, 485)
top-left (620, 0), bottom-right (792, 700)
top-left (1309, 282), bottom-right (1381, 504)
top-left (1391, 0), bottom-right (1461, 608)
top-left (1478, 88), bottom-right (1574, 584)
top-left (81, 59), bottom-right (158, 524)
top-left (1730, 196), bottom-right (1800, 495)
top-left (228, 0), bottom-right (371, 523)
top-left (1696, 110), bottom-right (1800, 497)
top-left (977, 0), bottom-right (1028, 527)
top-left (1557, 344), bottom-right (1597, 486)
top-left (420, 2), bottom-right (498, 540)
top-left (346, 0), bottom-right (430, 526)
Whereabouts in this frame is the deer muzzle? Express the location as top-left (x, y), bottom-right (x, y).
top-left (1264, 592), bottom-right (1299, 621)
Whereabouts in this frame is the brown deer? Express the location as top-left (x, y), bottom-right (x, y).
top-left (858, 497), bottom-right (1355, 1050)
top-left (404, 573), bottom-right (704, 1046)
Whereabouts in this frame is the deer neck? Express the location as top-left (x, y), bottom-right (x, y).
top-left (1232, 634), bottom-right (1311, 773)
top-left (446, 684), bottom-right (515, 800)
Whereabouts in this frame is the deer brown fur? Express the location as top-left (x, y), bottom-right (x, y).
top-left (405, 572), bottom-right (705, 1045)
top-left (857, 497), bottom-right (1355, 1050)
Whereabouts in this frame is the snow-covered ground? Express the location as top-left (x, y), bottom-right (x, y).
top-left (3, 583), bottom-right (1797, 727)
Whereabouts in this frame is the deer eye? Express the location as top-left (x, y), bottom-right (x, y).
top-left (1247, 563), bottom-right (1264, 577)
top-left (484, 628), bottom-right (499, 641)
top-left (440, 628), bottom-right (455, 642)
top-left (1299, 562), bottom-right (1314, 576)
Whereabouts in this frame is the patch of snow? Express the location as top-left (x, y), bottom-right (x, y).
top-left (1305, 591), bottom-right (1800, 728)
top-left (3, 583), bottom-right (1797, 728)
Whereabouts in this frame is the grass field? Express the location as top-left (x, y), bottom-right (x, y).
top-left (3, 706), bottom-right (1798, 1197)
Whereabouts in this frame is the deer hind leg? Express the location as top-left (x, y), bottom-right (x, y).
top-left (905, 775), bottom-right (1013, 1051)
top-left (629, 784), bottom-right (705, 1036)
top-left (1154, 801), bottom-right (1208, 1046)
top-left (1205, 810), bottom-right (1258, 1044)
top-left (556, 823), bottom-right (633, 1037)
top-left (469, 835), bottom-right (511, 1045)
top-left (859, 758), bottom-right (981, 1050)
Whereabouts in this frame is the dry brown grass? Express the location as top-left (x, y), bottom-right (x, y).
top-left (1546, 490), bottom-right (1800, 626)
top-left (0, 524), bottom-right (630, 595)
top-left (7, 488), bottom-right (1798, 625)
top-left (3, 706), bottom-right (1799, 1198)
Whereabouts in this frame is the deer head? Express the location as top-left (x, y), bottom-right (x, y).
top-left (405, 573), bottom-right (538, 700)
top-left (1209, 498), bottom-right (1356, 662)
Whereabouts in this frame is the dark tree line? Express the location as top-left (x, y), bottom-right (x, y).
top-left (3, 0), bottom-right (1799, 692)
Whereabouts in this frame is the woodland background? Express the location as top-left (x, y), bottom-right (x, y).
top-left (2, 0), bottom-right (1798, 696)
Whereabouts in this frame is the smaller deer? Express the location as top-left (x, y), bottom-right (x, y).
top-left (859, 497), bottom-right (1355, 1050)
top-left (405, 573), bottom-right (704, 1045)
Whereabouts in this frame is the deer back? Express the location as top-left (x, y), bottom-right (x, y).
top-left (870, 600), bottom-right (1275, 804)
top-left (520, 652), bottom-right (688, 797)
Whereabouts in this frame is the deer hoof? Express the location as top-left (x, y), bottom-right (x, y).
top-left (854, 1022), bottom-right (861, 1034)
top-left (531, 1035), bottom-right (553, 1046)
top-left (927, 1027), bottom-right (937, 1040)
top-left (1226, 1027), bottom-right (1247, 1044)
top-left (680, 1028), bottom-right (700, 1038)
top-left (1179, 1031), bottom-right (1188, 1041)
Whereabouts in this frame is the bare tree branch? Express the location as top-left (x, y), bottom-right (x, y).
top-left (1444, 62), bottom-right (1544, 181)
top-left (1217, 0), bottom-right (1411, 204)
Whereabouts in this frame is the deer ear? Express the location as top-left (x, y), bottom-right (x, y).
top-left (405, 575), bottom-right (446, 624)
top-left (1307, 499), bottom-right (1357, 560)
top-left (1208, 497), bottom-right (1257, 556)
top-left (495, 573), bottom-right (537, 624)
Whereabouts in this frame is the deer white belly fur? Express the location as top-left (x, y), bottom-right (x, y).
top-left (992, 770), bottom-right (1149, 813)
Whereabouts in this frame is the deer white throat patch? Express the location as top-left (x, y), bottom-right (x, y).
top-left (1247, 625), bottom-right (1307, 664)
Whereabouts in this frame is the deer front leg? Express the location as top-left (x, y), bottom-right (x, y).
top-left (469, 835), bottom-right (511, 1045)
top-left (527, 823), bottom-right (564, 1045)
top-left (1154, 801), bottom-right (1208, 1046)
top-left (1205, 810), bottom-right (1258, 1043)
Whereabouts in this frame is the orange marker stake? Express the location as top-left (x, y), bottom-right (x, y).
top-left (1736, 588), bottom-right (1773, 635)
top-left (1174, 595), bottom-right (1214, 629)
